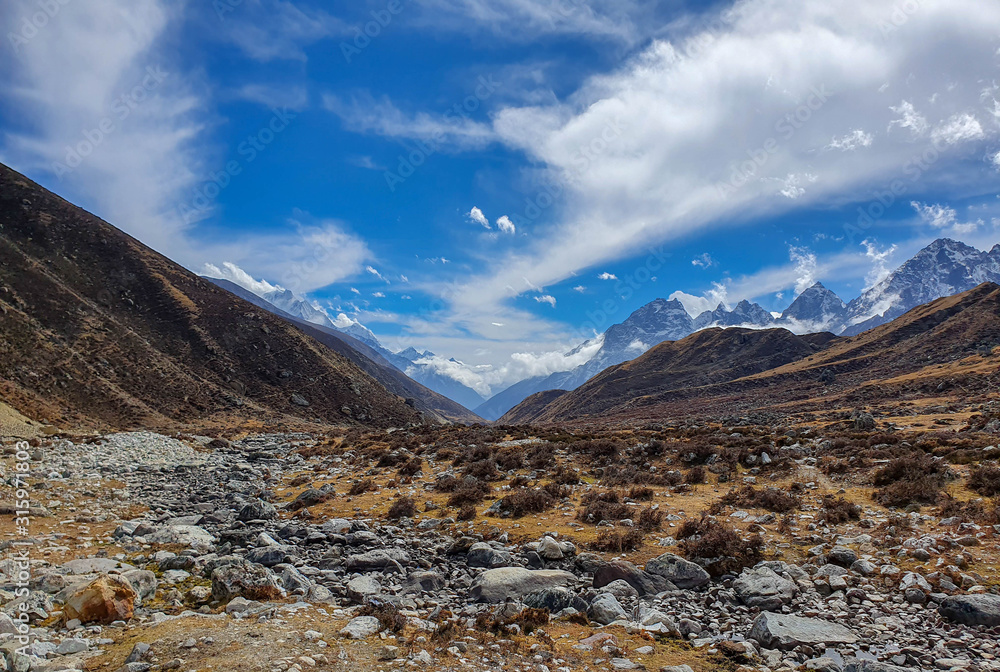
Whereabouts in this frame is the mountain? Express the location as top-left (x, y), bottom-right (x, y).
top-left (477, 298), bottom-right (693, 420)
top-left (502, 283), bottom-right (1000, 424)
top-left (0, 163), bottom-right (421, 430)
top-left (777, 282), bottom-right (847, 331)
top-left (693, 299), bottom-right (774, 329)
top-left (841, 238), bottom-right (1000, 336)
top-left (500, 327), bottom-right (835, 424)
top-left (205, 278), bottom-right (483, 424)
top-left (204, 280), bottom-right (486, 409)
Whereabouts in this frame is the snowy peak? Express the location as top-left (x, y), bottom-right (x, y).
top-left (779, 282), bottom-right (847, 331)
top-left (842, 238), bottom-right (1000, 335)
top-left (694, 300), bottom-right (774, 329)
top-left (601, 298), bottom-right (694, 357)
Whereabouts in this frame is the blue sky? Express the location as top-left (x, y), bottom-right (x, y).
top-left (2, 0), bottom-right (1000, 395)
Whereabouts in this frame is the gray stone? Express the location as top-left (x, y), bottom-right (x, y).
top-left (471, 568), bottom-right (576, 603)
top-left (347, 575), bottom-right (381, 602)
top-left (749, 612), bottom-right (859, 650)
top-left (734, 567), bottom-right (797, 610)
top-left (938, 594), bottom-right (1000, 626)
top-left (843, 659), bottom-right (913, 672)
top-left (593, 561), bottom-right (672, 596)
top-left (339, 615), bottom-right (381, 639)
top-left (537, 537), bottom-right (564, 560)
top-left (644, 553), bottom-right (710, 590)
top-left (237, 499), bottom-right (277, 522)
top-left (467, 542), bottom-right (512, 568)
top-left (588, 593), bottom-right (628, 625)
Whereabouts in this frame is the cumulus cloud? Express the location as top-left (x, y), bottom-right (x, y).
top-left (911, 202), bottom-right (958, 228)
top-left (203, 261), bottom-right (281, 295)
top-left (932, 113), bottom-right (985, 146)
top-left (496, 215), bottom-right (516, 234)
top-left (670, 282), bottom-right (728, 317)
top-left (790, 247), bottom-right (818, 296)
top-left (535, 294), bottom-right (557, 307)
top-left (372, 291), bottom-right (386, 298)
top-left (468, 206), bottom-right (490, 228)
top-left (888, 100), bottom-right (929, 136)
top-left (597, 272), bottom-right (617, 280)
top-left (573, 285), bottom-right (587, 293)
top-left (861, 239), bottom-right (898, 289)
top-left (691, 253), bottom-right (715, 268)
top-left (828, 129), bottom-right (874, 151)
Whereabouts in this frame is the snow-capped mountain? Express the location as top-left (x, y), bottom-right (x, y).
top-left (384, 348), bottom-right (486, 411)
top-left (693, 299), bottom-right (775, 330)
top-left (776, 282), bottom-right (848, 332)
top-left (841, 239), bottom-right (1000, 336)
top-left (481, 238), bottom-right (1000, 420)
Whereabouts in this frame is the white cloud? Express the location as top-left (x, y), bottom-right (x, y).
top-left (372, 291), bottom-right (385, 298)
top-left (888, 100), bottom-right (929, 136)
top-left (691, 253), bottom-right (715, 268)
top-left (231, 83), bottom-right (309, 111)
top-left (911, 202), bottom-right (958, 228)
top-left (828, 129), bottom-right (874, 151)
top-left (931, 113), bottom-right (985, 145)
top-left (992, 151), bottom-right (1000, 169)
top-left (535, 294), bottom-right (557, 307)
top-left (496, 215), bottom-right (516, 234)
top-left (468, 206), bottom-right (490, 228)
top-left (861, 239), bottom-right (898, 289)
top-left (323, 92), bottom-right (495, 149)
top-left (598, 272), bottom-right (617, 280)
top-left (203, 261), bottom-right (281, 296)
top-left (789, 246), bottom-right (819, 296)
top-left (670, 282), bottom-right (728, 317)
top-left (217, 0), bottom-right (347, 62)
top-left (366, 265), bottom-right (388, 282)
top-left (573, 285), bottom-right (587, 293)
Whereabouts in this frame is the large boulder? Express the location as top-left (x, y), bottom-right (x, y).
top-left (146, 525), bottom-right (215, 548)
top-left (63, 575), bottom-right (137, 624)
top-left (844, 660), bottom-right (913, 672)
top-left (211, 561), bottom-right (284, 603)
top-left (121, 570), bottom-right (157, 605)
top-left (938, 594), bottom-right (1000, 627)
top-left (588, 593), bottom-right (628, 625)
top-left (345, 550), bottom-right (410, 573)
top-left (645, 553), bottom-right (711, 590)
top-left (749, 612), bottom-right (858, 651)
top-left (523, 587), bottom-right (588, 613)
top-left (734, 567), bottom-right (797, 610)
top-left (471, 568), bottom-right (576, 603)
top-left (238, 499), bottom-right (277, 522)
top-left (401, 571), bottom-right (445, 595)
top-left (593, 561), bottom-right (672, 596)
top-left (467, 543), bottom-right (512, 569)
top-left (340, 615), bottom-right (381, 639)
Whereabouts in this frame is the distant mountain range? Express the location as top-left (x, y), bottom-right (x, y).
top-left (501, 281), bottom-right (1000, 424)
top-left (481, 238), bottom-right (1000, 420)
top-left (206, 281), bottom-right (488, 411)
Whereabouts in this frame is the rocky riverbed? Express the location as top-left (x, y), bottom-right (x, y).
top-left (1, 426), bottom-right (999, 672)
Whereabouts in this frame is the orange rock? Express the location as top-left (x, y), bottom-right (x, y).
top-left (63, 574), bottom-right (137, 624)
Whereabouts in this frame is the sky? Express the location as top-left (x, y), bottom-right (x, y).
top-left (2, 0), bottom-right (1000, 396)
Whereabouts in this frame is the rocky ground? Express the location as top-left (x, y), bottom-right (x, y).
top-left (1, 417), bottom-right (999, 672)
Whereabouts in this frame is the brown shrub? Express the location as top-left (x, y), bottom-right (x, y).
top-left (627, 486), bottom-right (655, 502)
top-left (684, 466), bottom-right (706, 485)
top-left (577, 491), bottom-right (630, 525)
top-left (445, 477), bottom-right (492, 507)
top-left (968, 464), bottom-right (1000, 497)
top-left (873, 454), bottom-right (949, 508)
top-left (551, 465), bottom-right (581, 485)
top-left (397, 458), bottom-right (423, 478)
top-left (386, 496), bottom-right (417, 520)
top-left (457, 503), bottom-right (477, 521)
top-left (495, 446), bottom-right (527, 471)
top-left (348, 478), bottom-right (376, 496)
top-left (714, 485), bottom-right (800, 514)
top-left (637, 507), bottom-right (664, 531)
top-left (501, 488), bottom-right (556, 517)
top-left (357, 602), bottom-right (406, 633)
top-left (464, 459), bottom-right (502, 481)
top-left (679, 517), bottom-right (763, 576)
top-left (817, 496), bottom-right (861, 525)
top-left (592, 526), bottom-right (645, 553)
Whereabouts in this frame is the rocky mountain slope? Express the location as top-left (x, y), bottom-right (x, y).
top-left (0, 163), bottom-right (421, 430)
top-left (206, 279), bottom-right (483, 424)
top-left (502, 283), bottom-right (1000, 424)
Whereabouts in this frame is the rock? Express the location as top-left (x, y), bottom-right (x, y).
top-left (806, 656), bottom-right (843, 672)
top-left (238, 499), bottom-right (277, 522)
top-left (852, 412), bottom-right (876, 430)
top-left (733, 567), bottom-right (797, 610)
top-left (471, 568), bottom-right (576, 603)
top-left (146, 525), bottom-right (214, 547)
top-left (748, 612), bottom-right (859, 650)
top-left (347, 576), bottom-right (381, 602)
top-left (339, 615), bottom-right (381, 639)
top-left (537, 537), bottom-right (564, 560)
top-left (467, 543), bottom-right (512, 568)
top-left (827, 547), bottom-right (858, 567)
top-left (575, 553), bottom-right (604, 573)
top-left (345, 550), bottom-right (409, 573)
top-left (289, 488), bottom-right (333, 511)
top-left (938, 594), bottom-right (1000, 626)
top-left (644, 553), bottom-right (710, 589)
top-left (843, 660), bottom-right (912, 672)
top-left (640, 609), bottom-right (677, 634)
top-left (588, 593), bottom-right (628, 625)
top-left (401, 571), bottom-right (445, 595)
top-left (523, 587), bottom-right (587, 613)
top-left (211, 561), bottom-right (284, 603)
top-left (904, 587), bottom-right (927, 605)
top-left (62, 558), bottom-right (126, 574)
top-left (593, 561), bottom-right (672, 596)
top-left (121, 570), bottom-right (157, 604)
top-left (63, 575), bottom-right (137, 625)
top-left (377, 645), bottom-right (400, 661)
top-left (55, 638), bottom-right (88, 655)
top-left (601, 579), bottom-right (640, 601)
top-left (661, 667), bottom-right (694, 672)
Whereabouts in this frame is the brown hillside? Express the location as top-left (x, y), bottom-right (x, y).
top-left (0, 163), bottom-right (420, 431)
